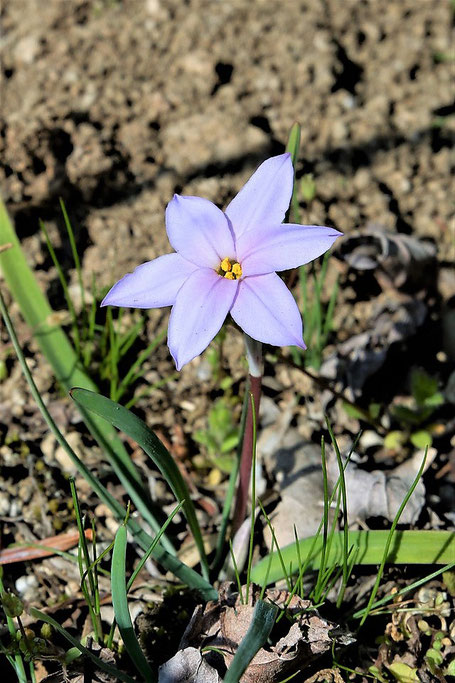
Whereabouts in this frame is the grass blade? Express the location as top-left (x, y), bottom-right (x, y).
top-left (0, 200), bottom-right (167, 542)
top-left (70, 480), bottom-right (103, 642)
top-left (70, 388), bottom-right (210, 580)
top-left (325, 418), bottom-right (349, 606)
top-left (126, 501), bottom-right (184, 591)
top-left (258, 500), bottom-right (292, 593)
top-left (0, 198), bottom-right (84, 384)
top-left (115, 327), bottom-right (167, 402)
top-left (359, 450), bottom-right (428, 626)
top-left (224, 600), bottom-right (278, 683)
top-left (285, 122), bottom-right (301, 224)
top-left (39, 217), bottom-right (80, 355)
top-left (0, 289), bottom-right (216, 599)
top-left (352, 561), bottom-right (455, 619)
top-left (59, 198), bottom-right (86, 321)
top-left (250, 529), bottom-right (455, 585)
top-left (111, 525), bottom-right (155, 682)
top-left (0, 573), bottom-right (28, 682)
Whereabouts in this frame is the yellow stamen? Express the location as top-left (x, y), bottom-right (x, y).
top-left (217, 257), bottom-right (243, 280)
top-left (220, 257), bottom-right (232, 272)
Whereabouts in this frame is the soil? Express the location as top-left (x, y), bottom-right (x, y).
top-left (0, 0), bottom-right (454, 681)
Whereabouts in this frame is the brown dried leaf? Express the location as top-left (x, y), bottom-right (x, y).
top-left (337, 225), bottom-right (436, 290)
top-left (328, 448), bottom-right (436, 523)
top-left (158, 647), bottom-right (222, 683)
top-left (0, 529), bottom-right (93, 565)
top-left (321, 291), bottom-right (427, 394)
top-left (176, 583), bottom-right (348, 682)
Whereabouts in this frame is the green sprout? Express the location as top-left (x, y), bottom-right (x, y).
top-left (194, 397), bottom-right (240, 473)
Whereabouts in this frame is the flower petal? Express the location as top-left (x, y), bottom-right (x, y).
top-left (224, 153), bottom-right (294, 239)
top-left (165, 195), bottom-right (235, 268)
top-left (230, 273), bottom-right (306, 348)
top-left (168, 269), bottom-right (238, 370)
top-left (101, 253), bottom-right (198, 309)
top-left (238, 224), bottom-right (343, 276)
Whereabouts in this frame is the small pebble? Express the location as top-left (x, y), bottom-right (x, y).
top-left (15, 574), bottom-right (38, 598)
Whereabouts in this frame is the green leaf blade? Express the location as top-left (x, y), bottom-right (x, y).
top-left (111, 525), bottom-right (155, 683)
top-left (0, 199), bottom-right (168, 544)
top-left (224, 600), bottom-right (278, 683)
top-left (70, 387), bottom-right (210, 580)
top-left (251, 530), bottom-right (455, 586)
top-left (285, 122), bottom-right (301, 168)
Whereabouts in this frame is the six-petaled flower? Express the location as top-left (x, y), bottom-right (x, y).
top-left (102, 153), bottom-right (342, 369)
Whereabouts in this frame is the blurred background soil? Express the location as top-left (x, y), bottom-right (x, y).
top-left (0, 0), bottom-right (454, 656)
top-left (1, 0), bottom-right (452, 286)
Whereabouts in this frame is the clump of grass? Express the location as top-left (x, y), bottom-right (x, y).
top-left (40, 200), bottom-right (170, 405)
top-left (286, 124), bottom-right (339, 371)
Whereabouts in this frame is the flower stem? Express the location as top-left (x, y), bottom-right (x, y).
top-left (231, 335), bottom-right (262, 535)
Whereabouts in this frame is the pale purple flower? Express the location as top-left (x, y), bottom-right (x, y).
top-left (102, 154), bottom-right (342, 370)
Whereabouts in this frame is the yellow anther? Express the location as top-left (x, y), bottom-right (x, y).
top-left (232, 262), bottom-right (242, 277)
top-left (220, 257), bottom-right (232, 272)
top-left (217, 257), bottom-right (243, 280)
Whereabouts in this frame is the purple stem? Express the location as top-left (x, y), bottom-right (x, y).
top-left (231, 336), bottom-right (263, 536)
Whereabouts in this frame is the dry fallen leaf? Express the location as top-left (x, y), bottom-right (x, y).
top-left (337, 224), bottom-right (436, 290)
top-left (0, 529), bottom-right (93, 565)
top-left (170, 582), bottom-right (351, 683)
top-left (321, 291), bottom-right (427, 394)
top-left (327, 448), bottom-right (436, 524)
top-left (158, 647), bottom-right (222, 683)
top-left (259, 432), bottom-right (329, 550)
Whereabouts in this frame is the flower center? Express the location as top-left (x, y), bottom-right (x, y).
top-left (217, 257), bottom-right (242, 280)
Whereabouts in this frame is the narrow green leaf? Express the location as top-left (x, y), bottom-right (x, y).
top-left (251, 530), bottom-right (455, 586)
top-left (39, 218), bottom-right (80, 354)
top-left (70, 388), bottom-right (210, 580)
top-left (359, 451), bottom-right (428, 626)
top-left (0, 198), bottom-right (82, 384)
top-left (285, 122), bottom-right (301, 168)
top-left (258, 500), bottom-right (292, 593)
top-left (59, 199), bottom-right (86, 324)
top-left (70, 479), bottom-right (103, 642)
top-left (224, 600), bottom-right (278, 683)
top-left (0, 572), bottom-right (28, 682)
top-left (326, 418), bottom-right (349, 602)
top-left (285, 122), bottom-right (301, 224)
top-left (126, 501), bottom-right (184, 592)
top-left (115, 327), bottom-right (167, 401)
top-left (350, 562), bottom-right (455, 619)
top-left (111, 526), bottom-right (155, 682)
top-left (0, 287), bottom-right (216, 600)
top-left (0, 199), bottom-right (168, 546)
